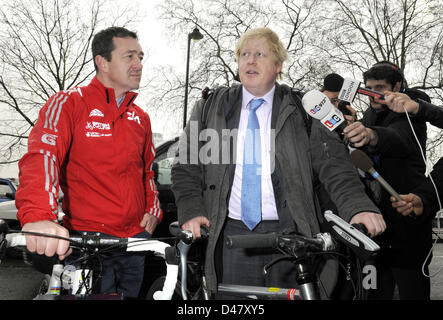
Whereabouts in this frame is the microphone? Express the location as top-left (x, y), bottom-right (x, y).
top-left (339, 78), bottom-right (385, 103)
top-left (350, 149), bottom-right (402, 202)
top-left (301, 90), bottom-right (346, 133)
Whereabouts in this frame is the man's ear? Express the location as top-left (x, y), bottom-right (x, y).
top-left (95, 55), bottom-right (108, 73)
top-left (393, 81), bottom-right (402, 92)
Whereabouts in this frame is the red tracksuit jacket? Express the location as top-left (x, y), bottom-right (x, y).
top-left (16, 76), bottom-right (162, 237)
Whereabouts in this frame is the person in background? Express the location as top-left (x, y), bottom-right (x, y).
top-left (382, 91), bottom-right (442, 225)
top-left (343, 61), bottom-right (431, 300)
top-left (15, 27), bottom-right (162, 299)
top-left (321, 73), bottom-right (356, 125)
top-left (320, 72), bottom-right (370, 300)
top-left (383, 91), bottom-right (443, 128)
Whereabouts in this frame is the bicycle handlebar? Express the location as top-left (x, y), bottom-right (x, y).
top-left (4, 231), bottom-right (172, 253)
top-left (225, 232), bottom-right (279, 249)
top-left (168, 221), bottom-right (209, 244)
top-left (323, 211), bottom-right (380, 260)
top-left (225, 212), bottom-right (380, 261)
top-left (166, 221), bottom-right (209, 300)
top-left (225, 232), bottom-right (332, 252)
top-left (0, 219), bottom-right (181, 300)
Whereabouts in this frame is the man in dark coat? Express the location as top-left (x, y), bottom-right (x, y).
top-left (171, 27), bottom-right (386, 299)
top-left (383, 91), bottom-right (442, 228)
top-left (343, 62), bottom-right (430, 300)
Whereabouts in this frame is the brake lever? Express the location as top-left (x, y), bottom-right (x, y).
top-left (324, 211), bottom-right (380, 260)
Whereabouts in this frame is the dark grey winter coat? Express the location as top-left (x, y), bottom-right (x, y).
top-left (171, 83), bottom-right (380, 294)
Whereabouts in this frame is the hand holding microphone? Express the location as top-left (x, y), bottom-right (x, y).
top-left (302, 90), bottom-right (374, 148)
top-left (350, 149), bottom-right (403, 202)
top-left (338, 78), bottom-right (385, 103)
top-left (302, 90), bottom-right (399, 202)
top-left (382, 91), bottom-right (420, 114)
top-left (391, 193), bottom-right (424, 217)
top-left (343, 121), bottom-right (378, 148)
top-left (350, 149), bottom-right (420, 219)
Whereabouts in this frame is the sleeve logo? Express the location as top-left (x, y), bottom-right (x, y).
top-left (41, 133), bottom-right (58, 146)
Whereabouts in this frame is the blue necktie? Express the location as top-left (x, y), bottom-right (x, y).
top-left (241, 98), bottom-right (264, 230)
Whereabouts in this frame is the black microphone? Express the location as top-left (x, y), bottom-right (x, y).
top-left (350, 149), bottom-right (402, 202)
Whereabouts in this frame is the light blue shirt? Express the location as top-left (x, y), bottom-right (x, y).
top-left (116, 95), bottom-right (125, 109)
top-left (228, 85), bottom-right (279, 221)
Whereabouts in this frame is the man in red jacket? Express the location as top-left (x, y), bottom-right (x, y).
top-left (15, 27), bottom-right (162, 298)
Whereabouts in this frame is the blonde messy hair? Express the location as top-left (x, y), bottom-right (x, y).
top-left (235, 27), bottom-right (288, 72)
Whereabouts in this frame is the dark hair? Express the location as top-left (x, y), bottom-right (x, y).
top-left (363, 61), bottom-right (406, 91)
top-left (91, 27), bottom-right (138, 72)
top-left (321, 73), bottom-right (344, 92)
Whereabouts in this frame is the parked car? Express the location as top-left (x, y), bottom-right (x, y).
top-left (139, 137), bottom-right (180, 297)
top-left (0, 178), bottom-right (17, 202)
top-left (0, 178), bottom-right (19, 228)
top-left (0, 138), bottom-right (181, 297)
top-left (0, 178), bottom-right (64, 229)
top-left (151, 137), bottom-right (179, 239)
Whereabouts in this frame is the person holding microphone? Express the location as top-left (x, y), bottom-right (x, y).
top-left (381, 91), bottom-right (442, 221)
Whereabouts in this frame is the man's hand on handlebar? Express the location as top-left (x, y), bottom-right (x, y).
top-left (181, 216), bottom-right (210, 240)
top-left (349, 212), bottom-right (386, 237)
top-left (21, 220), bottom-right (72, 260)
top-left (140, 213), bottom-right (159, 234)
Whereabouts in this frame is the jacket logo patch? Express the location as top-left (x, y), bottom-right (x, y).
top-left (89, 109), bottom-right (104, 117)
top-left (86, 121), bottom-right (111, 130)
top-left (86, 132), bottom-right (112, 138)
top-left (41, 133), bottom-right (58, 146)
top-left (85, 121), bottom-right (112, 138)
top-left (127, 111), bottom-right (141, 125)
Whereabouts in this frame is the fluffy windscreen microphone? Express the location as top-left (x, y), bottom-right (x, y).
top-left (350, 149), bottom-right (402, 202)
top-left (350, 149), bottom-right (373, 172)
top-left (323, 73), bottom-right (344, 92)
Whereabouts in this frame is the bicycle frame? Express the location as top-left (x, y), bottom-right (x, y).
top-left (160, 211), bottom-right (380, 301)
top-left (218, 284), bottom-right (303, 300)
top-left (169, 232), bottom-right (326, 300)
top-left (215, 241), bottom-right (324, 300)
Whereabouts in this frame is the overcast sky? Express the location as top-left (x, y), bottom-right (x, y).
top-left (128, 0), bottom-right (190, 140)
top-left (137, 0), bottom-right (184, 68)
top-left (1, 0), bottom-right (441, 177)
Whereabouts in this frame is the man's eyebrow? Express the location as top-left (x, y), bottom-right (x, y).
top-left (123, 49), bottom-right (144, 56)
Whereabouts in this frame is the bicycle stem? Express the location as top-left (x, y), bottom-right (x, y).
top-left (177, 236), bottom-right (192, 300)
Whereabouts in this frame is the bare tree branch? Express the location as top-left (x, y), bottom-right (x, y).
top-left (0, 0), bottom-right (139, 166)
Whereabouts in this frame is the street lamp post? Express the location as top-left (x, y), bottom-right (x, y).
top-left (183, 27), bottom-right (203, 129)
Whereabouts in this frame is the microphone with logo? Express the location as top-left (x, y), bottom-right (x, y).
top-left (338, 78), bottom-right (385, 103)
top-left (301, 89), bottom-right (346, 135)
top-left (350, 149), bottom-right (402, 202)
